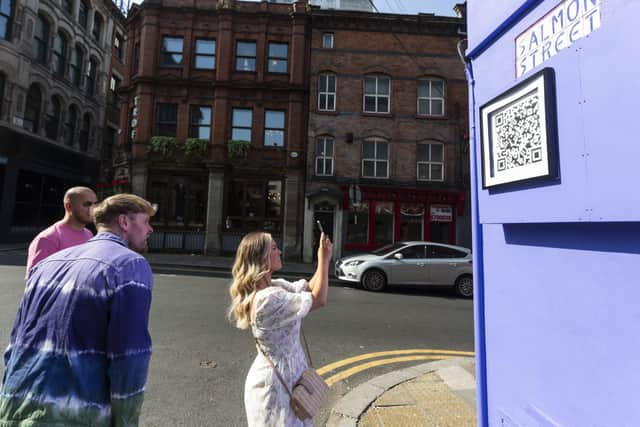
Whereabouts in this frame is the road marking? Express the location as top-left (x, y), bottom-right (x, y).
top-left (324, 355), bottom-right (450, 386)
top-left (316, 349), bottom-right (474, 376)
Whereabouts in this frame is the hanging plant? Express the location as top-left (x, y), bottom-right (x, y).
top-left (228, 139), bottom-right (251, 159)
top-left (150, 136), bottom-right (179, 158)
top-left (185, 138), bottom-right (209, 158)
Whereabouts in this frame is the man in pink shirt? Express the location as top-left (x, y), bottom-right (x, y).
top-left (26, 186), bottom-right (97, 276)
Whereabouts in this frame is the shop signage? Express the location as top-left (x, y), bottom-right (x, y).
top-left (430, 205), bottom-right (452, 222)
top-left (516, 0), bottom-right (601, 77)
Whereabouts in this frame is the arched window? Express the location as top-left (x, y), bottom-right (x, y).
top-left (78, 0), bottom-right (88, 28)
top-left (0, 0), bottom-right (16, 40)
top-left (64, 105), bottom-right (78, 146)
top-left (62, 0), bottom-right (74, 16)
top-left (79, 113), bottom-right (91, 151)
top-left (33, 14), bottom-right (49, 64)
top-left (363, 75), bottom-right (390, 113)
top-left (24, 84), bottom-right (42, 133)
top-left (69, 45), bottom-right (83, 87)
top-left (92, 12), bottom-right (102, 41)
top-left (52, 31), bottom-right (68, 77)
top-left (417, 78), bottom-right (445, 116)
top-left (318, 73), bottom-right (336, 111)
top-left (45, 96), bottom-right (61, 140)
top-left (86, 57), bottom-right (98, 96)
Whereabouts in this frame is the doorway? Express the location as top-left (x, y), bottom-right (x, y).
top-left (313, 202), bottom-right (334, 261)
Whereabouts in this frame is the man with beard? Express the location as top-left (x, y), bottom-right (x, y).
top-left (25, 186), bottom-right (98, 275)
top-left (0, 194), bottom-right (155, 426)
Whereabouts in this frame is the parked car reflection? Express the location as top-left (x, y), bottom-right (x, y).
top-left (335, 241), bottom-right (473, 297)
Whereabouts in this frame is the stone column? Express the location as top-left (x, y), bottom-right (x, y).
top-left (282, 173), bottom-right (303, 261)
top-left (204, 166), bottom-right (225, 255)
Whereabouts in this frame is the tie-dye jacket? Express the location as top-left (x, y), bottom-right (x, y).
top-left (0, 232), bottom-right (153, 426)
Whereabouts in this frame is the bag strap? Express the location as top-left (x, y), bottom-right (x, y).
top-left (255, 338), bottom-right (293, 397)
top-left (300, 327), bottom-right (314, 368)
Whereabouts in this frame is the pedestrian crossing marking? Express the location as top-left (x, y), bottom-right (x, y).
top-left (316, 349), bottom-right (474, 376)
top-left (324, 355), bottom-right (449, 386)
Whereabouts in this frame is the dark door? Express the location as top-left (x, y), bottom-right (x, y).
top-left (313, 204), bottom-right (334, 261)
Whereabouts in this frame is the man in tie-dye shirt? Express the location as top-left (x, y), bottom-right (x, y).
top-left (0, 194), bottom-right (155, 426)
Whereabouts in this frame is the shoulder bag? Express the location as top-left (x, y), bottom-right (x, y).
top-left (255, 329), bottom-right (329, 420)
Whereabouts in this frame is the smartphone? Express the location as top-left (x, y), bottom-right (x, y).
top-left (316, 220), bottom-right (324, 234)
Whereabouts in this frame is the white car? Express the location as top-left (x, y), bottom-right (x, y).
top-left (335, 241), bottom-right (473, 297)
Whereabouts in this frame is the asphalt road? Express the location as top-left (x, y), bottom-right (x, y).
top-left (0, 264), bottom-right (474, 426)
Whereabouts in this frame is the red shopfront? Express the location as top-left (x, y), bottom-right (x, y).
top-left (341, 185), bottom-right (466, 252)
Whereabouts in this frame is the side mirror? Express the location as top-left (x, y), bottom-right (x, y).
top-left (394, 253), bottom-right (403, 260)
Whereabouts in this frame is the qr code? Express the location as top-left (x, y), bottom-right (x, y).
top-left (493, 93), bottom-right (542, 172)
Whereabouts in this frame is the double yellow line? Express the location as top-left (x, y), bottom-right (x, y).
top-left (317, 349), bottom-right (475, 387)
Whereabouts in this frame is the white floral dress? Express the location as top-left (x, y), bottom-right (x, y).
top-left (245, 278), bottom-right (314, 427)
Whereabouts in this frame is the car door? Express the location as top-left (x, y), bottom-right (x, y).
top-left (426, 245), bottom-right (468, 285)
top-left (388, 244), bottom-right (427, 284)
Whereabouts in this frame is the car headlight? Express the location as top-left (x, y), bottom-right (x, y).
top-left (345, 260), bottom-right (365, 267)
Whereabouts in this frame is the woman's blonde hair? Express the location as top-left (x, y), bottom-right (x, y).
top-left (228, 232), bottom-right (273, 329)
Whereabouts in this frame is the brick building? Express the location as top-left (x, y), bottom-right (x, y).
top-left (303, 8), bottom-right (469, 261)
top-left (120, 0), bottom-right (310, 257)
top-left (0, 0), bottom-right (127, 243)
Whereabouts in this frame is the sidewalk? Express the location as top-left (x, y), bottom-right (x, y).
top-left (327, 357), bottom-right (477, 427)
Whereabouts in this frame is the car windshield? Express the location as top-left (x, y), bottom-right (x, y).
top-left (371, 243), bottom-right (406, 256)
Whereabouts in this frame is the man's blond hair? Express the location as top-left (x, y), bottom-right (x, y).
top-left (93, 194), bottom-right (156, 228)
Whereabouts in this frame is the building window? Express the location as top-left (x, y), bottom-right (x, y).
top-left (45, 96), bottom-right (61, 140)
top-left (33, 15), bottom-right (49, 64)
top-left (346, 201), bottom-right (369, 244)
top-left (114, 33), bottom-right (124, 61)
top-left (267, 42), bottom-right (288, 73)
top-left (264, 110), bottom-right (285, 147)
top-left (418, 78), bottom-right (445, 116)
top-left (78, 0), bottom-right (88, 28)
top-left (110, 75), bottom-right (121, 106)
top-left (194, 38), bottom-right (215, 70)
top-left (322, 32), bottom-right (334, 48)
top-left (62, 0), bottom-right (73, 16)
top-left (235, 41), bottom-right (256, 72)
top-left (318, 73), bottom-right (336, 111)
top-left (226, 180), bottom-right (283, 233)
top-left (52, 31), bottom-right (68, 78)
top-left (315, 136), bottom-right (334, 176)
top-left (364, 75), bottom-right (390, 113)
top-left (69, 46), bottom-right (83, 87)
top-left (92, 13), bottom-right (103, 42)
top-left (417, 143), bottom-right (444, 181)
top-left (24, 84), bottom-right (42, 133)
top-left (133, 42), bottom-right (140, 73)
top-left (79, 113), bottom-right (91, 151)
top-left (64, 105), bottom-right (78, 146)
top-left (155, 103), bottom-right (177, 137)
top-left (231, 108), bottom-right (252, 142)
top-left (362, 139), bottom-right (389, 178)
top-left (0, 0), bottom-right (15, 40)
top-left (375, 201), bottom-right (394, 245)
top-left (12, 170), bottom-right (68, 230)
top-left (161, 36), bottom-right (183, 66)
top-left (189, 105), bottom-right (211, 139)
top-left (86, 58), bottom-right (98, 96)
top-left (149, 175), bottom-right (207, 228)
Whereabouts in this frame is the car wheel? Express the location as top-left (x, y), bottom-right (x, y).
top-left (361, 269), bottom-right (387, 292)
top-left (455, 275), bottom-right (473, 298)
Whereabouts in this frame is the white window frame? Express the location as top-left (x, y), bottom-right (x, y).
top-left (417, 78), bottom-right (445, 116)
top-left (417, 143), bottom-right (444, 181)
top-left (362, 139), bottom-right (389, 179)
top-left (363, 75), bottom-right (390, 113)
top-left (318, 73), bottom-right (336, 112)
top-left (322, 32), bottom-right (334, 49)
top-left (315, 136), bottom-right (334, 176)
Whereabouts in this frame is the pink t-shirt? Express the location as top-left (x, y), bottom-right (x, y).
top-left (26, 221), bottom-right (94, 275)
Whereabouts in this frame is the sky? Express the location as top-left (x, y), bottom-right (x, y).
top-left (128, 0), bottom-right (460, 17)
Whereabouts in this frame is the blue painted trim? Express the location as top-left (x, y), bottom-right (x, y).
top-left (467, 0), bottom-right (545, 60)
top-left (465, 59), bottom-right (488, 427)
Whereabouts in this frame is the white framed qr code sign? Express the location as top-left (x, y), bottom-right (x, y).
top-left (480, 68), bottom-right (559, 189)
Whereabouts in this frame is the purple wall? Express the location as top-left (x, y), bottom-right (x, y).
top-left (467, 0), bottom-right (640, 425)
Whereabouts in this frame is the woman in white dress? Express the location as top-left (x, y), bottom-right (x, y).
top-left (228, 231), bottom-right (333, 426)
